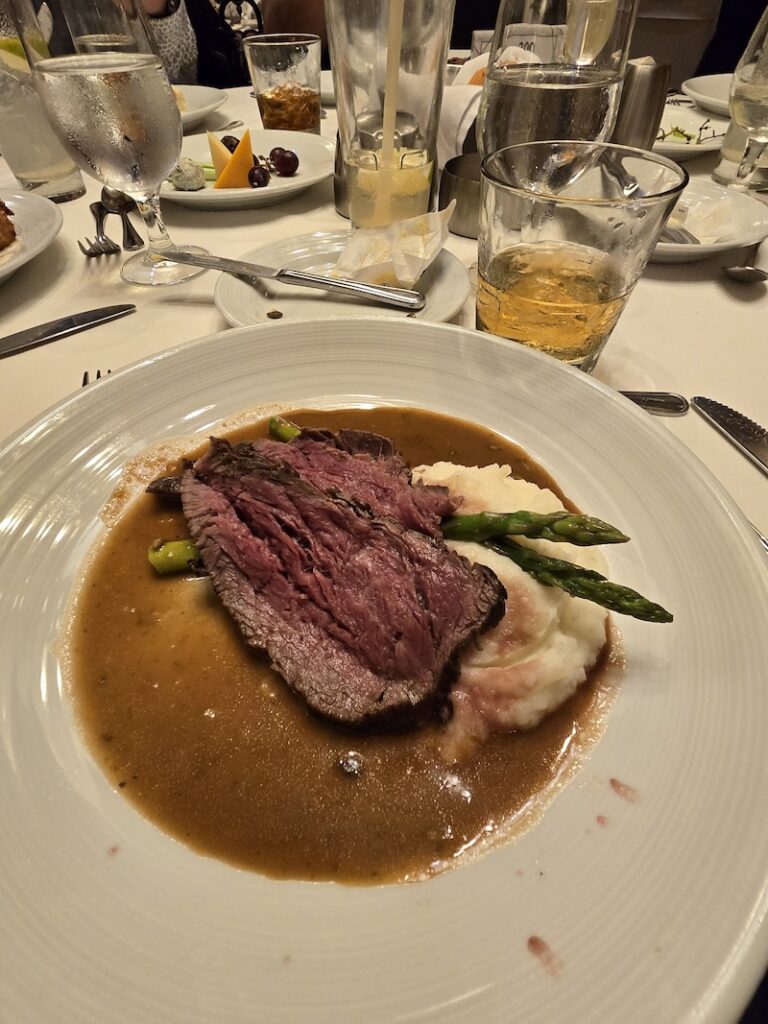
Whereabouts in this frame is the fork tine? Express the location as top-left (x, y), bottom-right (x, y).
top-left (82, 371), bottom-right (90, 386)
top-left (78, 239), bottom-right (94, 257)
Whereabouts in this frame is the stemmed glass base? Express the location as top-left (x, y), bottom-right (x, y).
top-left (121, 192), bottom-right (209, 286)
top-left (120, 244), bottom-right (209, 286)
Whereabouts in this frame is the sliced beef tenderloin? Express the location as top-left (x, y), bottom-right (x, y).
top-left (148, 426), bottom-right (460, 535)
top-left (181, 438), bottom-right (504, 726)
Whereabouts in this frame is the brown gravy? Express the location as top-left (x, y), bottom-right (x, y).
top-left (68, 407), bottom-right (618, 883)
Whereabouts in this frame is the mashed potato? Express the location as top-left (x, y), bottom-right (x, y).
top-left (413, 462), bottom-right (609, 757)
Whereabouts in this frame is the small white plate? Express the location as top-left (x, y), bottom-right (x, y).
top-left (653, 97), bottom-right (730, 161)
top-left (0, 190), bottom-right (63, 287)
top-left (320, 69), bottom-right (334, 106)
top-left (160, 129), bottom-right (334, 210)
top-left (651, 179), bottom-right (768, 263)
top-left (214, 230), bottom-right (471, 325)
top-left (681, 73), bottom-right (732, 117)
top-left (175, 84), bottom-right (228, 132)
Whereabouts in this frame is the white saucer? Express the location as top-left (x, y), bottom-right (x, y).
top-left (175, 84), bottom-right (228, 132)
top-left (214, 230), bottom-right (471, 326)
top-left (650, 179), bottom-right (768, 263)
top-left (160, 129), bottom-right (334, 210)
top-left (681, 73), bottom-right (732, 117)
top-left (653, 97), bottom-right (730, 161)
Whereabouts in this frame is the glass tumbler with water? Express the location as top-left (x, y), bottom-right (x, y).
top-left (476, 0), bottom-right (640, 158)
top-left (9, 0), bottom-right (207, 285)
top-left (0, 1), bottom-right (84, 202)
top-left (477, 141), bottom-right (687, 373)
top-left (325, 0), bottom-right (455, 229)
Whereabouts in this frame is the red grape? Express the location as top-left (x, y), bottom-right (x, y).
top-left (248, 164), bottom-right (270, 188)
top-left (272, 149), bottom-right (299, 176)
top-left (221, 135), bottom-right (240, 153)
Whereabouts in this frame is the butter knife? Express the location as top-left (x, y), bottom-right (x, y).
top-left (0, 305), bottom-right (136, 360)
top-left (164, 249), bottom-right (426, 312)
top-left (691, 396), bottom-right (768, 478)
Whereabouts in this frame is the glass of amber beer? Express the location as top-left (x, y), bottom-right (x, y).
top-left (477, 141), bottom-right (687, 372)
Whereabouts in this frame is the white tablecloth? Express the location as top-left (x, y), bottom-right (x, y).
top-left (1, 87), bottom-right (766, 536)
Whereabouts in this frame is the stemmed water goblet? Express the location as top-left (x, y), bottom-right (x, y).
top-left (729, 5), bottom-right (768, 189)
top-left (10, 0), bottom-right (207, 285)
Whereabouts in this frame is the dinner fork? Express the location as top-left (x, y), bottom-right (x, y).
top-left (89, 202), bottom-right (122, 255)
top-left (81, 369), bottom-right (111, 386)
top-left (78, 236), bottom-right (120, 258)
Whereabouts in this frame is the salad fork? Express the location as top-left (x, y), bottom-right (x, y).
top-left (78, 236), bottom-right (120, 258)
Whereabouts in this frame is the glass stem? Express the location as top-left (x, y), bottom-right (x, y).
top-left (736, 137), bottom-right (768, 186)
top-left (134, 190), bottom-right (174, 256)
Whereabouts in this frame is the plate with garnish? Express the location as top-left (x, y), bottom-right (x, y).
top-left (160, 127), bottom-right (334, 209)
top-left (1, 318), bottom-right (767, 1023)
top-left (653, 96), bottom-right (730, 161)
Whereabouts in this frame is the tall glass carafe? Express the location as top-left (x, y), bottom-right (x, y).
top-left (325, 0), bottom-right (455, 229)
top-left (476, 0), bottom-right (640, 159)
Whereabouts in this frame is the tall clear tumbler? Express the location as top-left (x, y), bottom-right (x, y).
top-left (477, 141), bottom-right (687, 373)
top-left (476, 0), bottom-right (640, 159)
top-left (9, 0), bottom-right (207, 285)
top-left (325, 0), bottom-right (455, 229)
top-left (0, 1), bottom-right (84, 201)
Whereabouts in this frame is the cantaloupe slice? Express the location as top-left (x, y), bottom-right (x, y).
top-left (207, 131), bottom-right (232, 179)
top-left (214, 129), bottom-right (253, 189)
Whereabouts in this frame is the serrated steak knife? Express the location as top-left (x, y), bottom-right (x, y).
top-left (691, 397), bottom-right (768, 478)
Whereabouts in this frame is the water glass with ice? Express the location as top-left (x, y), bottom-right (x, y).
top-left (0, 2), bottom-right (84, 202)
top-left (476, 0), bottom-right (640, 159)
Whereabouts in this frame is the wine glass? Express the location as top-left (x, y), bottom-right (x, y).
top-left (729, 4), bottom-right (768, 189)
top-left (9, 0), bottom-right (207, 285)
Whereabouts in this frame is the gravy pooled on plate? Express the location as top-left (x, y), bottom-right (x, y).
top-left (67, 407), bottom-right (619, 883)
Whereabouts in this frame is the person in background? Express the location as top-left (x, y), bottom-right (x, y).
top-left (143, 0), bottom-right (327, 88)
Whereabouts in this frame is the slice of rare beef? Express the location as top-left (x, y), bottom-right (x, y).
top-left (181, 438), bottom-right (505, 726)
top-left (149, 425), bottom-right (459, 535)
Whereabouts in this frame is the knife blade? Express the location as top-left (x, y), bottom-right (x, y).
top-left (0, 305), bottom-right (136, 360)
top-left (691, 397), bottom-right (768, 478)
top-left (164, 249), bottom-right (426, 312)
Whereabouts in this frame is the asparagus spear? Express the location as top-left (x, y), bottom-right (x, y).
top-left (268, 416), bottom-right (301, 442)
top-left (486, 538), bottom-right (673, 623)
top-left (442, 510), bottom-right (628, 546)
top-left (148, 538), bottom-right (201, 575)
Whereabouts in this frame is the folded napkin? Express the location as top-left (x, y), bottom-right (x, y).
top-left (438, 85), bottom-right (482, 169)
top-left (333, 204), bottom-right (455, 289)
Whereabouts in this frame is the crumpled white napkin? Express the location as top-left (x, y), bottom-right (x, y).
top-left (333, 203), bottom-right (456, 289)
top-left (438, 85), bottom-right (482, 169)
top-left (668, 190), bottom-right (735, 243)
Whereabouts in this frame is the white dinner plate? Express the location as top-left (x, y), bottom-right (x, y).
top-left (174, 83), bottom-right (228, 132)
top-left (320, 69), bottom-right (334, 105)
top-left (653, 96), bottom-right (730, 161)
top-left (1, 318), bottom-right (768, 1023)
top-left (651, 178), bottom-right (768, 263)
top-left (681, 73), bottom-right (732, 117)
top-left (160, 128), bottom-right (334, 209)
top-left (0, 189), bottom-right (63, 287)
top-left (214, 229), bottom-right (471, 326)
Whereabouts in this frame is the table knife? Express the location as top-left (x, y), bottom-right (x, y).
top-left (691, 396), bottom-right (768, 478)
top-left (164, 249), bottom-right (426, 312)
top-left (0, 305), bottom-right (136, 360)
